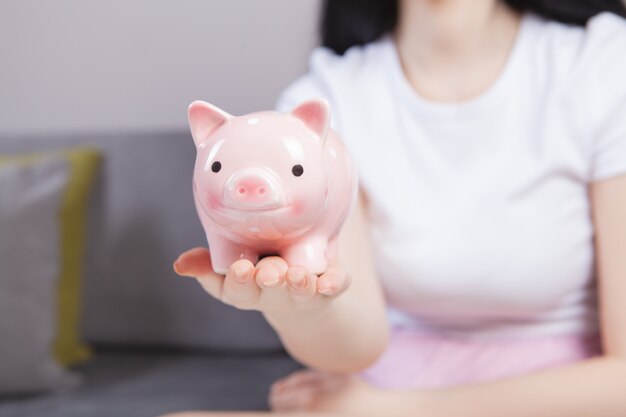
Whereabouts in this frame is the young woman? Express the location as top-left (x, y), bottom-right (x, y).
top-left (168, 0), bottom-right (626, 415)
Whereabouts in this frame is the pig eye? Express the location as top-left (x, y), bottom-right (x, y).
top-left (211, 161), bottom-right (222, 173)
top-left (292, 164), bottom-right (304, 177)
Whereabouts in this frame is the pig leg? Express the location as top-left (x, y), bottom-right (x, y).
top-left (282, 237), bottom-right (328, 275)
top-left (207, 236), bottom-right (259, 275)
top-left (326, 234), bottom-right (340, 265)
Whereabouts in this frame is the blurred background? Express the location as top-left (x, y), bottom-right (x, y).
top-left (0, 1), bottom-right (322, 416)
top-left (0, 0), bottom-right (319, 135)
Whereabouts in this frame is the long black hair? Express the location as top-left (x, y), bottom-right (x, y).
top-left (321, 0), bottom-right (626, 55)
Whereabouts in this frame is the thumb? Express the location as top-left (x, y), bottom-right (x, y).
top-left (174, 247), bottom-right (223, 299)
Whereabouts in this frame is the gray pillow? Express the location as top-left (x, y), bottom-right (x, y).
top-left (0, 132), bottom-right (282, 352)
top-left (0, 156), bottom-right (80, 395)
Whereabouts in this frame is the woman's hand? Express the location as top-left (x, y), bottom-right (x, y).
top-left (170, 192), bottom-right (389, 373)
top-left (269, 369), bottom-right (391, 416)
top-left (173, 247), bottom-right (351, 315)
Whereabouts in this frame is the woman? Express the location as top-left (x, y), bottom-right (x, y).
top-left (169, 0), bottom-right (626, 415)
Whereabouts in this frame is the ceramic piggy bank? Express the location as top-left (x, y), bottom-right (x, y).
top-left (188, 98), bottom-right (358, 275)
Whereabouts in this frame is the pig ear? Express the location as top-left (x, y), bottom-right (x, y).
top-left (289, 98), bottom-right (330, 141)
top-left (188, 100), bottom-right (232, 147)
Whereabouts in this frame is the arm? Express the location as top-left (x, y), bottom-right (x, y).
top-left (263, 190), bottom-right (390, 373)
top-left (174, 189), bottom-right (389, 373)
top-left (378, 176), bottom-right (626, 417)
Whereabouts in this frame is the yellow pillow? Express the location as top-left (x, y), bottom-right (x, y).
top-left (0, 149), bottom-right (100, 365)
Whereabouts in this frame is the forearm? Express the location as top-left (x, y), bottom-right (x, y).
top-left (263, 291), bottom-right (389, 373)
top-left (386, 356), bottom-right (626, 417)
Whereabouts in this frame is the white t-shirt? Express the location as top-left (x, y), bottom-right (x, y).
top-left (275, 12), bottom-right (626, 340)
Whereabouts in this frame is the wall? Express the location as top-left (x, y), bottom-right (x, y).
top-left (0, 0), bottom-right (322, 136)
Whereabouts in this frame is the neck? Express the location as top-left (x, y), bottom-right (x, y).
top-left (395, 0), bottom-right (520, 65)
top-left (394, 0), bottom-right (522, 101)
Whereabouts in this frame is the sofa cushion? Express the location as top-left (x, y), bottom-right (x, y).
top-left (0, 132), bottom-right (281, 352)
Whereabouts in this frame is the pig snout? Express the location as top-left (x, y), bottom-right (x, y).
top-left (223, 167), bottom-right (285, 210)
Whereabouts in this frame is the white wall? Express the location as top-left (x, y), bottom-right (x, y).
top-left (0, 0), bottom-right (322, 136)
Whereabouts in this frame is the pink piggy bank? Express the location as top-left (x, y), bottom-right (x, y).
top-left (188, 98), bottom-right (358, 275)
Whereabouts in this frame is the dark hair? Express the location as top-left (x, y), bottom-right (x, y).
top-left (321, 0), bottom-right (626, 55)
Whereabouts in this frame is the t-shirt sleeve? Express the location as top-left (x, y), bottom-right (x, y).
top-left (576, 12), bottom-right (626, 182)
top-left (591, 94), bottom-right (626, 182)
top-left (274, 47), bottom-right (344, 133)
top-left (274, 72), bottom-right (326, 113)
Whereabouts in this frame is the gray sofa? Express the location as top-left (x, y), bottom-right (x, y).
top-left (0, 131), bottom-right (301, 417)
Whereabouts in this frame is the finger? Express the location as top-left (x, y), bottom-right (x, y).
top-left (316, 265), bottom-right (351, 297)
top-left (222, 259), bottom-right (260, 308)
top-left (173, 247), bottom-right (223, 298)
top-left (268, 385), bottom-right (315, 412)
top-left (255, 256), bottom-right (288, 289)
top-left (277, 370), bottom-right (351, 398)
top-left (173, 247), bottom-right (216, 278)
top-left (285, 267), bottom-right (318, 304)
top-left (274, 369), bottom-right (328, 391)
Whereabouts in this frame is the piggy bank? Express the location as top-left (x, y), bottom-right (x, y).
top-left (188, 98), bottom-right (358, 275)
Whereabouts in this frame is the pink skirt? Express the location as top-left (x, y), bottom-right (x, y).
top-left (357, 327), bottom-right (602, 389)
